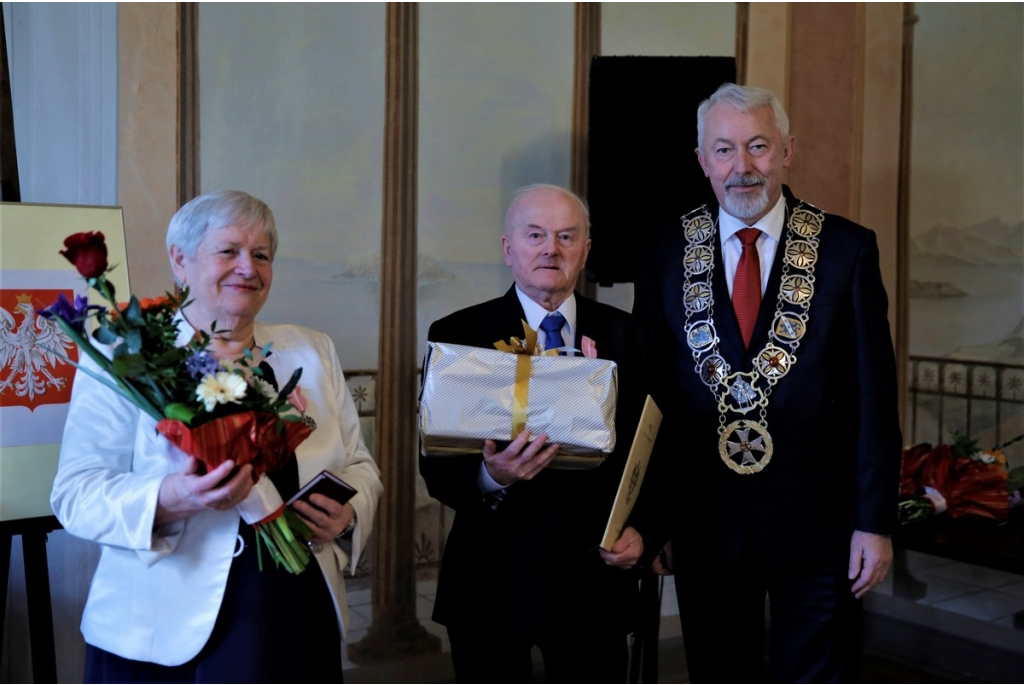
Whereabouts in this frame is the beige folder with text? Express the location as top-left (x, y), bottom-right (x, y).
top-left (599, 396), bottom-right (662, 551)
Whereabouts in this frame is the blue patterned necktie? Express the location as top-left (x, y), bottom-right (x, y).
top-left (539, 312), bottom-right (566, 354)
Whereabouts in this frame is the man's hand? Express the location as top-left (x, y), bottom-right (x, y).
top-left (482, 429), bottom-right (560, 485)
top-left (848, 530), bottom-right (892, 599)
top-left (599, 526), bottom-right (644, 569)
top-left (650, 541), bottom-right (673, 576)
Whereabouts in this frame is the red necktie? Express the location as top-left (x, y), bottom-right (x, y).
top-left (732, 228), bottom-right (762, 349)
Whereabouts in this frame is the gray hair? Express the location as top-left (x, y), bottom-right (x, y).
top-left (696, 83), bottom-right (790, 149)
top-left (504, 183), bottom-right (591, 236)
top-left (166, 190), bottom-right (278, 275)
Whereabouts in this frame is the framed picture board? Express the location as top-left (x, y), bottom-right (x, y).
top-left (0, 202), bottom-right (130, 521)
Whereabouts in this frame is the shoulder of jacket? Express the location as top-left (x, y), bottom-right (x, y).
top-left (429, 295), bottom-right (510, 334)
top-left (578, 294), bottom-right (632, 325)
top-left (785, 190), bottom-right (874, 245)
top-left (255, 322), bottom-right (332, 352)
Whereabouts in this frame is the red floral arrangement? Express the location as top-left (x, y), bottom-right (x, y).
top-left (898, 433), bottom-right (1022, 524)
top-left (42, 231), bottom-right (316, 573)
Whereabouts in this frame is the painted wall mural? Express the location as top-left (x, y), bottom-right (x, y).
top-left (907, 3), bottom-right (1023, 465)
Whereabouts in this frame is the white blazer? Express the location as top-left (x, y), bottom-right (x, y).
top-left (51, 320), bottom-right (382, 666)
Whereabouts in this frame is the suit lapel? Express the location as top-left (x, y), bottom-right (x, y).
top-left (496, 285), bottom-right (529, 344)
top-left (574, 295), bottom-right (591, 352)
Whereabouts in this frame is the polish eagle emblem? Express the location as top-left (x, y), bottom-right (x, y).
top-left (0, 291), bottom-right (77, 410)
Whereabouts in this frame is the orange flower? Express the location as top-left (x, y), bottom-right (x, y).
top-left (111, 295), bottom-right (176, 320)
top-left (139, 295), bottom-right (174, 312)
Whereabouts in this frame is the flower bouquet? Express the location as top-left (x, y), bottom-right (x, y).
top-left (42, 231), bottom-right (315, 574)
top-left (897, 432), bottom-right (1020, 525)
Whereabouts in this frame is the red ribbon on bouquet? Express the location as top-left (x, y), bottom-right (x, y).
top-left (157, 410), bottom-right (314, 480)
top-left (899, 444), bottom-right (1009, 521)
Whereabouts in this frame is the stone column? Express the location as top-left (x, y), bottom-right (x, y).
top-left (349, 2), bottom-right (439, 662)
top-left (570, 2), bottom-right (600, 200)
top-left (178, 2), bottom-right (200, 206)
top-left (572, 2), bottom-right (600, 297)
top-left (745, 3), bottom-right (907, 411)
top-left (118, 2), bottom-right (179, 297)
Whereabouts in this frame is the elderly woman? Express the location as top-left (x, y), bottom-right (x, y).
top-left (51, 190), bottom-right (382, 683)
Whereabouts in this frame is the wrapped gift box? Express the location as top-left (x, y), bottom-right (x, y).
top-left (419, 342), bottom-right (618, 468)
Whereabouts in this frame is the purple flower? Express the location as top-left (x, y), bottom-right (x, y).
top-left (39, 293), bottom-right (105, 335)
top-left (186, 350), bottom-right (221, 379)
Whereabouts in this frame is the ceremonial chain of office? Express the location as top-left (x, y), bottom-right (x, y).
top-left (680, 201), bottom-right (825, 474)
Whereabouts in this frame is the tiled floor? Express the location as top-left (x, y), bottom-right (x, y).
top-left (340, 555), bottom-right (1023, 681)
top-left (342, 568), bottom-right (450, 672)
top-left (875, 550), bottom-right (1024, 628)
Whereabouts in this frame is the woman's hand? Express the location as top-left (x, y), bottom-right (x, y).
top-left (155, 458), bottom-right (255, 525)
top-left (291, 495), bottom-right (354, 545)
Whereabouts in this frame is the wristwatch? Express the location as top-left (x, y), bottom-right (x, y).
top-left (338, 505), bottom-right (357, 539)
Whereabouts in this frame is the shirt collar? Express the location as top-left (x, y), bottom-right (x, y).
top-left (174, 310), bottom-right (196, 347)
top-left (514, 285), bottom-right (577, 341)
top-left (718, 193), bottom-right (787, 244)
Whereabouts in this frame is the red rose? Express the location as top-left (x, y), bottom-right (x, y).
top-left (60, 231), bottom-right (109, 279)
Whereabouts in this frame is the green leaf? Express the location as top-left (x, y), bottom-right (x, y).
top-left (283, 509), bottom-right (313, 539)
top-left (124, 327), bottom-right (143, 354)
top-left (93, 323), bottom-right (118, 345)
top-left (276, 368), bottom-right (303, 405)
top-left (124, 297), bottom-right (142, 325)
top-left (112, 352), bottom-right (147, 377)
top-left (1008, 467), bottom-right (1024, 493)
top-left (153, 348), bottom-right (186, 367)
top-left (99, 278), bottom-right (116, 303)
top-left (163, 403), bottom-right (196, 424)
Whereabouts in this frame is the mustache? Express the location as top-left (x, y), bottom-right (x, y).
top-left (725, 174), bottom-right (767, 190)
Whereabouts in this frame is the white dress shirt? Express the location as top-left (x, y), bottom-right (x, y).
top-left (51, 319), bottom-right (382, 666)
top-left (515, 285), bottom-right (577, 352)
top-left (718, 193), bottom-right (787, 296)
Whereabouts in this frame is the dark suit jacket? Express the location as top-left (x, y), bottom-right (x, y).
top-left (632, 186), bottom-right (902, 567)
top-left (421, 286), bottom-right (648, 639)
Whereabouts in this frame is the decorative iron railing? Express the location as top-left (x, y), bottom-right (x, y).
top-left (906, 356), bottom-right (1024, 449)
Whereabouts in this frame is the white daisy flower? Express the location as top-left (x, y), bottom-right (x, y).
top-left (196, 371), bottom-right (248, 412)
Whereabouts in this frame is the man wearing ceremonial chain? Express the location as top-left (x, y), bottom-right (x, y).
top-left (630, 83), bottom-right (902, 682)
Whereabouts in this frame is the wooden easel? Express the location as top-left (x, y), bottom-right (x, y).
top-left (0, 8), bottom-right (59, 682)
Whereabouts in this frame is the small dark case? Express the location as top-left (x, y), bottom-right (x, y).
top-left (286, 470), bottom-right (357, 509)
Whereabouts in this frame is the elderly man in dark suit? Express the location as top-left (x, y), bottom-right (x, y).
top-left (420, 184), bottom-right (647, 683)
top-left (631, 84), bottom-right (902, 682)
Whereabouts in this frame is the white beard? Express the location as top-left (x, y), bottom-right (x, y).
top-left (723, 179), bottom-right (770, 221)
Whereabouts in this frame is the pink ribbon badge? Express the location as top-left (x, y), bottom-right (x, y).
top-left (288, 386), bottom-right (309, 413)
top-left (581, 336), bottom-right (598, 359)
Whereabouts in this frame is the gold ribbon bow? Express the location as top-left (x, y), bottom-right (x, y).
top-left (493, 320), bottom-right (559, 439)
